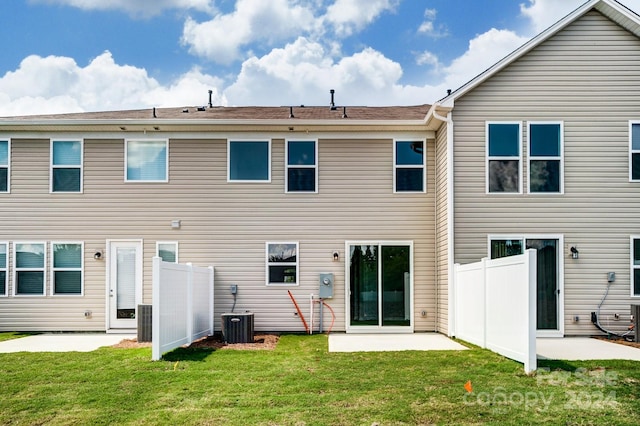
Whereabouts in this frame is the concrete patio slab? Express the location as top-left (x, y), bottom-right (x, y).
top-left (537, 338), bottom-right (640, 361)
top-left (0, 333), bottom-right (134, 353)
top-left (328, 333), bottom-right (468, 352)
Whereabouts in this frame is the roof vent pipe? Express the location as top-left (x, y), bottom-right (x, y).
top-left (330, 89), bottom-right (337, 110)
top-left (447, 89), bottom-right (452, 96)
top-left (342, 106), bottom-right (348, 118)
top-left (153, 107), bottom-right (157, 118)
top-left (208, 90), bottom-right (213, 108)
top-left (289, 106), bottom-right (295, 118)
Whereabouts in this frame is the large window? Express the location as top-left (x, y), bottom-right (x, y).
top-left (52, 242), bottom-right (83, 295)
top-left (125, 140), bottom-right (168, 182)
top-left (630, 122), bottom-right (640, 181)
top-left (0, 140), bottom-right (9, 193)
top-left (228, 140), bottom-right (270, 182)
top-left (266, 242), bottom-right (298, 285)
top-left (286, 140), bottom-right (317, 192)
top-left (528, 122), bottom-right (563, 193)
top-left (51, 140), bottom-right (83, 192)
top-left (14, 242), bottom-right (46, 295)
top-left (157, 242), bottom-right (178, 263)
top-left (486, 122), bottom-right (521, 193)
top-left (0, 243), bottom-right (7, 296)
top-left (394, 140), bottom-right (426, 193)
top-left (632, 237), bottom-right (640, 297)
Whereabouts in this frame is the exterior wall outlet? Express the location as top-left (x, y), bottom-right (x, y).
top-left (573, 315), bottom-right (579, 322)
top-left (613, 313), bottom-right (620, 320)
top-left (421, 310), bottom-right (427, 317)
top-left (84, 310), bottom-right (92, 318)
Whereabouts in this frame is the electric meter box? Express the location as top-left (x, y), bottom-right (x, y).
top-left (319, 273), bottom-right (334, 299)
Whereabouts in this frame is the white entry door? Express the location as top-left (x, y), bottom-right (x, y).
top-left (108, 241), bottom-right (143, 330)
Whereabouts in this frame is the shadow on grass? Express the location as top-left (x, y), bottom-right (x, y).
top-left (162, 346), bottom-right (216, 362)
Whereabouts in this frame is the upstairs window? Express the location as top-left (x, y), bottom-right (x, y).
top-left (0, 140), bottom-right (9, 193)
top-left (14, 242), bottom-right (46, 296)
top-left (394, 140), bottom-right (426, 193)
top-left (52, 242), bottom-right (83, 295)
top-left (487, 123), bottom-right (521, 193)
top-left (266, 242), bottom-right (298, 286)
top-left (0, 243), bottom-right (6, 296)
top-left (228, 140), bottom-right (270, 182)
top-left (125, 140), bottom-right (168, 182)
top-left (51, 140), bottom-right (82, 192)
top-left (630, 122), bottom-right (640, 181)
top-left (632, 237), bottom-right (640, 297)
top-left (157, 242), bottom-right (178, 263)
top-left (286, 140), bottom-right (317, 192)
top-left (528, 123), bottom-right (563, 193)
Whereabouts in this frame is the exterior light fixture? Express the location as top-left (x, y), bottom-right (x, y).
top-left (94, 250), bottom-right (103, 260)
top-left (333, 251), bottom-right (339, 261)
top-left (570, 246), bottom-right (579, 259)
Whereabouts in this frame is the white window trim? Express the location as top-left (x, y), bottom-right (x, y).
top-left (631, 236), bottom-right (640, 297)
top-left (629, 121), bottom-right (640, 182)
top-left (156, 241), bottom-right (179, 263)
top-left (527, 121), bottom-right (564, 195)
top-left (13, 241), bottom-right (47, 296)
top-left (51, 241), bottom-right (84, 296)
top-left (227, 139), bottom-right (272, 183)
top-left (0, 241), bottom-right (7, 297)
top-left (124, 139), bottom-right (169, 183)
top-left (0, 139), bottom-right (10, 194)
top-left (393, 139), bottom-right (427, 194)
top-left (486, 121), bottom-right (523, 194)
top-left (285, 139), bottom-right (318, 193)
top-left (50, 139), bottom-right (84, 193)
top-left (265, 241), bottom-right (299, 286)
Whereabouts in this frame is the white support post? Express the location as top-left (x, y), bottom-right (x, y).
top-left (151, 256), bottom-right (161, 361)
top-left (186, 262), bottom-right (194, 341)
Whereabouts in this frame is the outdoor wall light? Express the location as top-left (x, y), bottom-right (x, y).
top-left (94, 250), bottom-right (103, 260)
top-left (570, 246), bottom-right (579, 259)
top-left (333, 251), bottom-right (339, 261)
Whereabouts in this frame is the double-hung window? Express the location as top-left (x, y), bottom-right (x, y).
top-left (266, 242), bottom-right (298, 286)
top-left (52, 242), bottom-right (83, 295)
top-left (51, 140), bottom-right (82, 192)
top-left (286, 140), bottom-right (317, 192)
top-left (0, 243), bottom-right (7, 296)
top-left (528, 122), bottom-right (563, 193)
top-left (394, 140), bottom-right (426, 192)
top-left (487, 122), bottom-right (521, 193)
top-left (228, 140), bottom-right (271, 182)
top-left (632, 237), bottom-right (640, 297)
top-left (125, 140), bottom-right (168, 182)
top-left (157, 242), bottom-right (178, 263)
top-left (630, 122), bottom-right (640, 181)
top-left (0, 140), bottom-right (9, 193)
top-left (14, 242), bottom-right (46, 295)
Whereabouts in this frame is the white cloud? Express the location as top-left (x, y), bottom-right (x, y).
top-left (32, 0), bottom-right (214, 17)
top-left (181, 0), bottom-right (318, 64)
top-left (519, 0), bottom-right (582, 34)
top-left (417, 8), bottom-right (448, 38)
top-left (324, 0), bottom-right (398, 37)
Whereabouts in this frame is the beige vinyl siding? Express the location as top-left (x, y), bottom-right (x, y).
top-left (452, 10), bottom-right (640, 335)
top-left (0, 135), bottom-right (436, 332)
top-left (435, 124), bottom-right (449, 333)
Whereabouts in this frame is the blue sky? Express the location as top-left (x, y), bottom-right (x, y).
top-left (0, 0), bottom-right (639, 116)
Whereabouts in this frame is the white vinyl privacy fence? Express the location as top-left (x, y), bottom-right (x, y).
top-left (152, 257), bottom-right (214, 361)
top-left (454, 250), bottom-right (537, 373)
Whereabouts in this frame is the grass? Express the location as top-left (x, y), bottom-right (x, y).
top-left (0, 331), bottom-right (36, 342)
top-left (0, 334), bottom-right (639, 425)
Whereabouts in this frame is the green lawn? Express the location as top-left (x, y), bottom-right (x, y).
top-left (0, 332), bottom-right (35, 342)
top-left (0, 334), bottom-right (638, 425)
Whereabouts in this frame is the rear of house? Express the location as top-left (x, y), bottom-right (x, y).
top-left (0, 105), bottom-right (442, 334)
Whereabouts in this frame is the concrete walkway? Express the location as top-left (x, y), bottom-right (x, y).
top-left (537, 337), bottom-right (640, 361)
top-left (0, 333), bottom-right (133, 353)
top-left (328, 333), bottom-right (468, 352)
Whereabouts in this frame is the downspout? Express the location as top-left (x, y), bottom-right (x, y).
top-left (431, 107), bottom-right (455, 337)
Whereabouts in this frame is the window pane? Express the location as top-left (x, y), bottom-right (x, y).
top-left (396, 168), bottom-right (424, 192)
top-left (0, 168), bottom-right (7, 192)
top-left (488, 160), bottom-right (519, 192)
top-left (17, 271), bottom-right (44, 294)
top-left (268, 243), bottom-right (297, 263)
top-left (288, 141), bottom-right (315, 165)
top-left (127, 141), bottom-right (167, 181)
top-left (54, 271), bottom-right (81, 294)
top-left (530, 160), bottom-right (560, 192)
top-left (396, 141), bottom-right (424, 165)
top-left (530, 124), bottom-right (560, 156)
top-left (632, 153), bottom-right (640, 180)
top-left (53, 244), bottom-right (82, 268)
top-left (268, 265), bottom-right (297, 284)
top-left (53, 141), bottom-right (81, 165)
top-left (633, 124), bottom-right (640, 150)
top-left (634, 239), bottom-right (640, 266)
top-left (350, 245), bottom-right (379, 325)
top-left (635, 269), bottom-right (640, 296)
top-left (0, 271), bottom-right (5, 294)
top-left (491, 240), bottom-right (523, 259)
top-left (229, 141), bottom-right (269, 181)
top-left (0, 244), bottom-right (5, 266)
top-left (16, 244), bottom-right (44, 268)
top-left (488, 124), bottom-right (519, 156)
top-left (0, 141), bottom-right (7, 165)
top-left (381, 245), bottom-right (410, 326)
top-left (158, 243), bottom-right (177, 263)
top-left (52, 168), bottom-right (81, 192)
top-left (288, 168), bottom-right (315, 192)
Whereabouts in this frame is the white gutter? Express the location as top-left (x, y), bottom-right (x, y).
top-left (431, 106), bottom-right (455, 337)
